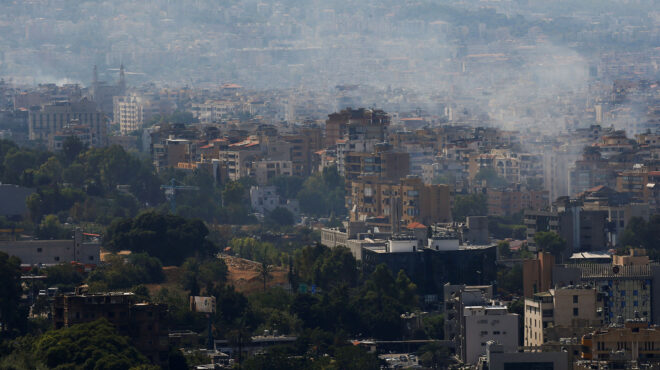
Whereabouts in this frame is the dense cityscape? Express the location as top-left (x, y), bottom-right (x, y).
top-left (1, 0), bottom-right (660, 369)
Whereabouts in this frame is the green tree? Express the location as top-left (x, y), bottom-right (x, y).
top-left (181, 257), bottom-right (228, 295)
top-left (222, 181), bottom-right (245, 206)
top-left (534, 231), bottom-right (566, 262)
top-left (297, 166), bottom-right (346, 217)
top-left (497, 263), bottom-right (523, 295)
top-left (259, 261), bottom-right (273, 292)
top-left (0, 251), bottom-right (23, 333)
top-left (314, 246), bottom-right (358, 290)
top-left (333, 346), bottom-right (381, 370)
top-left (86, 253), bottom-right (164, 290)
top-left (268, 175), bottom-right (305, 199)
top-left (105, 211), bottom-right (214, 265)
top-left (266, 207), bottom-right (295, 227)
top-left (423, 314), bottom-right (444, 339)
top-left (60, 136), bottom-right (86, 165)
top-left (35, 214), bottom-right (70, 240)
top-left (44, 263), bottom-right (85, 290)
top-left (417, 342), bottom-right (452, 369)
top-left (452, 193), bottom-right (487, 222)
top-left (33, 319), bottom-right (150, 369)
top-left (497, 241), bottom-right (511, 258)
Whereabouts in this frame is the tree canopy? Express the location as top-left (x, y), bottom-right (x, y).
top-left (33, 319), bottom-right (151, 370)
top-left (105, 211), bottom-right (214, 265)
top-left (534, 231), bottom-right (566, 261)
top-left (0, 251), bottom-right (24, 334)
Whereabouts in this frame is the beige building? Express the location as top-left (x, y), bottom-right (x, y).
top-left (525, 286), bottom-right (603, 347)
top-left (251, 160), bottom-right (293, 185)
top-left (113, 95), bottom-right (144, 134)
top-left (348, 176), bottom-right (452, 226)
top-left (582, 320), bottom-right (660, 363)
top-left (28, 99), bottom-right (107, 147)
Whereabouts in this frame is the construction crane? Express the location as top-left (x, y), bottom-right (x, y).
top-left (160, 178), bottom-right (199, 213)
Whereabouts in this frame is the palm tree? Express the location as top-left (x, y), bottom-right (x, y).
top-left (259, 261), bottom-right (273, 292)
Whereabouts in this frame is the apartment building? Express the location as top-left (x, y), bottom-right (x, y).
top-left (113, 95), bottom-right (144, 134)
top-left (463, 303), bottom-right (519, 364)
top-left (348, 176), bottom-right (452, 225)
top-left (28, 99), bottom-right (107, 147)
top-left (582, 319), bottom-right (660, 364)
top-left (554, 252), bottom-right (659, 324)
top-left (524, 286), bottom-right (603, 347)
top-left (487, 187), bottom-right (549, 217)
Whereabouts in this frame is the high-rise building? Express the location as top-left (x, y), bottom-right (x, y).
top-left (324, 108), bottom-right (389, 148)
top-left (113, 95), bottom-right (144, 134)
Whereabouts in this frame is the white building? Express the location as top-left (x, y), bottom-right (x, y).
top-left (463, 303), bottom-right (519, 364)
top-left (113, 95), bottom-right (144, 134)
top-left (249, 186), bottom-right (300, 218)
top-left (0, 229), bottom-right (100, 267)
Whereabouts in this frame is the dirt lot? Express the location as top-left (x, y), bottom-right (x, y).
top-left (219, 255), bottom-right (289, 294)
top-left (142, 255), bottom-right (289, 295)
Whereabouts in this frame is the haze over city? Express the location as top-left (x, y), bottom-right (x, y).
top-left (0, 0), bottom-right (659, 369)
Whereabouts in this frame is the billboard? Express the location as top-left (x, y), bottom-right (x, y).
top-left (190, 296), bottom-right (216, 313)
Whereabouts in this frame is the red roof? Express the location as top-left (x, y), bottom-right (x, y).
top-left (407, 222), bottom-right (427, 229)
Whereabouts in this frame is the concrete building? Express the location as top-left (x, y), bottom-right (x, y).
top-left (525, 198), bottom-right (608, 254)
top-left (479, 341), bottom-right (569, 370)
top-left (362, 243), bottom-right (496, 297)
top-left (486, 342), bottom-right (569, 369)
top-left (444, 284), bottom-right (494, 346)
top-left (553, 252), bottom-right (660, 324)
top-left (348, 176), bottom-right (452, 226)
top-left (568, 147), bottom-right (616, 196)
top-left (523, 252), bottom-right (555, 298)
top-left (53, 291), bottom-right (169, 367)
top-left (28, 98), bottom-right (107, 147)
top-left (463, 303), bottom-right (519, 364)
top-left (251, 160), bottom-right (293, 185)
top-left (113, 95), bottom-right (144, 134)
top-left (249, 186), bottom-right (299, 218)
top-left (524, 286), bottom-right (603, 347)
top-left (324, 108), bottom-right (389, 148)
top-left (342, 147), bottom-right (410, 183)
top-left (487, 187), bottom-right (549, 217)
top-left (0, 229), bottom-right (100, 266)
top-left (581, 319), bottom-right (660, 365)
top-left (218, 139), bottom-right (261, 181)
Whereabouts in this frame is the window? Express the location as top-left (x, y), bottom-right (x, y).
top-left (54, 256), bottom-right (60, 261)
top-left (621, 290), bottom-right (626, 296)
top-left (633, 290), bottom-right (638, 296)
top-left (573, 295), bottom-right (579, 303)
top-left (573, 308), bottom-right (579, 316)
top-left (37, 248), bottom-right (42, 253)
